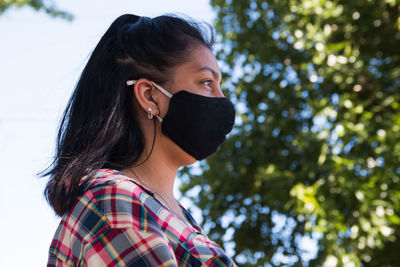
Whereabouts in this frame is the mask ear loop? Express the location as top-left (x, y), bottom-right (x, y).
top-left (126, 79), bottom-right (171, 123)
top-left (150, 81), bottom-right (173, 98)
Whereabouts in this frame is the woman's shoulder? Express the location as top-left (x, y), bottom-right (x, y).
top-left (75, 168), bottom-right (159, 230)
top-left (49, 169), bottom-right (174, 266)
top-left (79, 169), bottom-right (202, 237)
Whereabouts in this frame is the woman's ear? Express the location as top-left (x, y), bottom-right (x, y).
top-left (133, 78), bottom-right (161, 118)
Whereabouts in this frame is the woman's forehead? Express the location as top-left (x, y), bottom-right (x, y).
top-left (179, 46), bottom-right (220, 75)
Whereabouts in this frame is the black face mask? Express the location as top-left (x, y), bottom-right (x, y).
top-left (126, 80), bottom-right (235, 160)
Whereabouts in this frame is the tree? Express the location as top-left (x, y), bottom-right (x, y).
top-left (0, 0), bottom-right (72, 20)
top-left (180, 0), bottom-right (400, 266)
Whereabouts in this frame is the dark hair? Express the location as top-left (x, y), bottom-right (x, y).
top-left (42, 14), bottom-right (214, 216)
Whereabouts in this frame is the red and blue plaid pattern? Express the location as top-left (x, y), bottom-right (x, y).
top-left (47, 169), bottom-right (236, 266)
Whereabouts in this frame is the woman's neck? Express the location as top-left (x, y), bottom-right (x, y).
top-left (122, 135), bottom-right (180, 198)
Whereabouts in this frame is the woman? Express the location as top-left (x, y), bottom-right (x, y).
top-left (44, 14), bottom-right (236, 266)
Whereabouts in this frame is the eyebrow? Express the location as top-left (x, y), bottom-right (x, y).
top-left (196, 66), bottom-right (222, 84)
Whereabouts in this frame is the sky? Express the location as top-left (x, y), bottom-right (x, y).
top-left (0, 1), bottom-right (215, 265)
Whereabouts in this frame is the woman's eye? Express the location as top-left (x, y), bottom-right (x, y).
top-left (202, 80), bottom-right (212, 87)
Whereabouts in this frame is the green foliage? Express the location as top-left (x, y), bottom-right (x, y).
top-left (180, 0), bottom-right (400, 266)
top-left (0, 0), bottom-right (73, 20)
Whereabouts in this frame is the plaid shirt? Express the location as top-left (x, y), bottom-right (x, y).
top-left (47, 169), bottom-right (236, 267)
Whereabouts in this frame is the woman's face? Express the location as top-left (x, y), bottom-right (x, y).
top-left (156, 45), bottom-right (225, 165)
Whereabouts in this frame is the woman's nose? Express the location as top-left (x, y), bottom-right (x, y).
top-left (215, 86), bottom-right (225, 98)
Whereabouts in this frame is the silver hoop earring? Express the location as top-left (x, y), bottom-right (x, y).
top-left (147, 107), bottom-right (153, 119)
